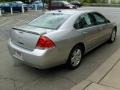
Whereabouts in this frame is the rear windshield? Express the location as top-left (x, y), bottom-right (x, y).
top-left (28, 13), bottom-right (71, 30)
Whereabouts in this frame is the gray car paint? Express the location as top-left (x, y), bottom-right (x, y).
top-left (8, 10), bottom-right (116, 69)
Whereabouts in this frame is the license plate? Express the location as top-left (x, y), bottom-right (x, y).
top-left (13, 50), bottom-right (23, 61)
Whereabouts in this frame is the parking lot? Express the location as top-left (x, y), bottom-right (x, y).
top-left (0, 7), bottom-right (120, 90)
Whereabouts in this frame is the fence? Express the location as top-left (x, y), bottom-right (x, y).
top-left (0, 4), bottom-right (44, 16)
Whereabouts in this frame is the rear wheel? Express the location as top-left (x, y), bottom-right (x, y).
top-left (67, 46), bottom-right (83, 70)
top-left (109, 29), bottom-right (117, 43)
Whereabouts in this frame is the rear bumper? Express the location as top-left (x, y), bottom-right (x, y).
top-left (8, 40), bottom-right (64, 69)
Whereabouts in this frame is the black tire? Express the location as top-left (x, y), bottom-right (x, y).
top-left (67, 46), bottom-right (83, 70)
top-left (109, 28), bottom-right (117, 43)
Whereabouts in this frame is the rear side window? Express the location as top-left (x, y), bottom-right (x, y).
top-left (74, 13), bottom-right (93, 29)
top-left (80, 14), bottom-right (93, 27)
top-left (92, 12), bottom-right (106, 25)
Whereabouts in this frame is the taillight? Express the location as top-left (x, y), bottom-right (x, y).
top-left (36, 36), bottom-right (55, 48)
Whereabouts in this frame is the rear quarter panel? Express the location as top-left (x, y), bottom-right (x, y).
top-left (44, 14), bottom-right (86, 63)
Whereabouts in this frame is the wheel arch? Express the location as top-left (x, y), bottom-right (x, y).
top-left (71, 42), bottom-right (85, 55)
top-left (66, 42), bottom-right (86, 69)
top-left (113, 26), bottom-right (117, 31)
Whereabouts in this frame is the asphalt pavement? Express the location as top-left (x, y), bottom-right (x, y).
top-left (0, 7), bottom-right (120, 90)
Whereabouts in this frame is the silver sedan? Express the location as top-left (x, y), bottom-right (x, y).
top-left (8, 10), bottom-right (117, 69)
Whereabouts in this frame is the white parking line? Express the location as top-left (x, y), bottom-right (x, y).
top-left (0, 18), bottom-right (8, 22)
top-left (0, 20), bottom-right (13, 27)
top-left (12, 20), bottom-right (26, 26)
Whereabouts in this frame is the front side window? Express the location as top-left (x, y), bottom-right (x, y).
top-left (28, 13), bottom-right (71, 30)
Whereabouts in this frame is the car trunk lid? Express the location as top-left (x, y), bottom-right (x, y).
top-left (10, 25), bottom-right (53, 50)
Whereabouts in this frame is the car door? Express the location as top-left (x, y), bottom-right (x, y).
top-left (74, 13), bottom-right (100, 51)
top-left (91, 12), bottom-right (112, 44)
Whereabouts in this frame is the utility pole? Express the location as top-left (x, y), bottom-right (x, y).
top-left (42, 0), bottom-right (45, 11)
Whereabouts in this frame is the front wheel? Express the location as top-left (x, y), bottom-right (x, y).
top-left (109, 29), bottom-right (117, 43)
top-left (67, 46), bottom-right (83, 70)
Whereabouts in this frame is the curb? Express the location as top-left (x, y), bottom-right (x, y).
top-left (71, 48), bottom-right (120, 90)
top-left (71, 80), bottom-right (92, 90)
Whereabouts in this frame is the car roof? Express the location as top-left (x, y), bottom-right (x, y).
top-left (46, 9), bottom-right (95, 15)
